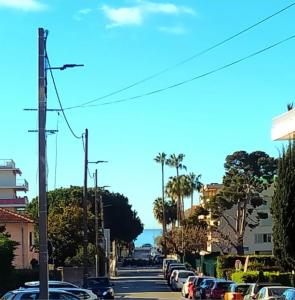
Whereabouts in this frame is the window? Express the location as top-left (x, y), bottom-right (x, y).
top-left (29, 232), bottom-right (33, 247)
top-left (254, 233), bottom-right (272, 244)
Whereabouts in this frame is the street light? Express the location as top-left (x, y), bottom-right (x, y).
top-left (46, 64), bottom-right (84, 71)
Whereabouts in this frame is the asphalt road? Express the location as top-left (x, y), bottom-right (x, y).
top-left (112, 267), bottom-right (181, 300)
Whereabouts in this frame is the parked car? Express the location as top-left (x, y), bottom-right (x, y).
top-left (223, 283), bottom-right (253, 300)
top-left (23, 280), bottom-right (80, 289)
top-left (166, 265), bottom-right (187, 284)
top-left (206, 279), bottom-right (234, 299)
top-left (182, 276), bottom-right (198, 298)
top-left (198, 278), bottom-right (216, 299)
top-left (244, 283), bottom-right (282, 300)
top-left (256, 286), bottom-right (292, 300)
top-left (164, 260), bottom-right (180, 276)
top-left (86, 277), bottom-right (114, 299)
top-left (165, 263), bottom-right (185, 280)
top-left (188, 276), bottom-right (214, 299)
top-left (0, 288), bottom-right (80, 300)
top-left (171, 270), bottom-right (196, 291)
top-left (163, 258), bottom-right (178, 273)
top-left (58, 288), bottom-right (98, 300)
top-left (282, 288), bottom-right (295, 300)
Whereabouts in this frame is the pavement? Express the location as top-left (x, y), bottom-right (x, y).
top-left (112, 267), bottom-right (181, 300)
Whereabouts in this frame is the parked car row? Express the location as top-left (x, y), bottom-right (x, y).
top-left (0, 278), bottom-right (115, 300)
top-left (162, 258), bottom-right (295, 300)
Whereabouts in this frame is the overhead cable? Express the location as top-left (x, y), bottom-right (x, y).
top-left (65, 2), bottom-right (295, 110)
top-left (46, 54), bottom-right (83, 139)
top-left (81, 34), bottom-right (295, 107)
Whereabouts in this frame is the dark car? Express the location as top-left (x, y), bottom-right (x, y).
top-left (199, 278), bottom-right (216, 299)
top-left (86, 277), bottom-right (114, 299)
top-left (188, 276), bottom-right (214, 299)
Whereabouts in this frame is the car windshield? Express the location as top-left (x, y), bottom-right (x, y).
top-left (179, 272), bottom-right (195, 278)
top-left (87, 278), bottom-right (110, 287)
top-left (236, 285), bottom-right (252, 295)
top-left (269, 288), bottom-right (288, 296)
top-left (216, 282), bottom-right (232, 289)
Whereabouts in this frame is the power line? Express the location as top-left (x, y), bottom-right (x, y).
top-left (46, 54), bottom-right (83, 139)
top-left (80, 34), bottom-right (295, 107)
top-left (65, 2), bottom-right (295, 110)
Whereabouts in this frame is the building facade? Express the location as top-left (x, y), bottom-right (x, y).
top-left (0, 159), bottom-right (28, 212)
top-left (200, 183), bottom-right (273, 255)
top-left (0, 159), bottom-right (37, 268)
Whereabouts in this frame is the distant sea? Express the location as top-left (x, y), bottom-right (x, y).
top-left (135, 228), bottom-right (162, 247)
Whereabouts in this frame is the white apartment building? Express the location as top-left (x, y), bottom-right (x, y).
top-left (0, 159), bottom-right (28, 212)
top-left (200, 183), bottom-right (273, 255)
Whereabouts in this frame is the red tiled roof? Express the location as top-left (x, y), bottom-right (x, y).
top-left (0, 208), bottom-right (34, 223)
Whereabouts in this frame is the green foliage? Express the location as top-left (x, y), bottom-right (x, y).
top-left (153, 198), bottom-right (177, 226)
top-left (271, 142), bottom-right (295, 270)
top-left (27, 186), bottom-right (143, 266)
top-left (231, 271), bottom-right (292, 285)
top-left (0, 232), bottom-right (19, 286)
top-left (64, 243), bottom-right (96, 267)
top-left (216, 255), bottom-right (280, 278)
top-left (207, 151), bottom-right (277, 254)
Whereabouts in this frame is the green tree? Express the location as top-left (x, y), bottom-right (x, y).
top-left (0, 229), bottom-right (18, 286)
top-left (27, 186), bottom-right (143, 266)
top-left (207, 150), bottom-right (277, 255)
top-left (154, 152), bottom-right (167, 245)
top-left (166, 154), bottom-right (187, 225)
top-left (153, 197), bottom-right (177, 227)
top-left (187, 173), bottom-right (203, 211)
top-left (271, 142), bottom-right (295, 270)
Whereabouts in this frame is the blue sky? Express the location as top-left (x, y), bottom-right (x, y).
top-left (1, 0), bottom-right (294, 229)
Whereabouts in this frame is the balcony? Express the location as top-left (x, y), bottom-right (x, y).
top-left (0, 159), bottom-right (21, 174)
top-left (0, 196), bottom-right (28, 207)
top-left (0, 179), bottom-right (29, 191)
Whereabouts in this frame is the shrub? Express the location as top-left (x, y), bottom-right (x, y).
top-left (231, 271), bottom-right (292, 285)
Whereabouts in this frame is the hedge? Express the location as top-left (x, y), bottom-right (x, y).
top-left (216, 255), bottom-right (281, 278)
top-left (231, 271), bottom-right (292, 286)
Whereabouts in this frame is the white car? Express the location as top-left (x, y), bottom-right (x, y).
top-left (182, 275), bottom-right (198, 298)
top-left (60, 288), bottom-right (98, 300)
top-left (256, 286), bottom-right (293, 300)
top-left (171, 270), bottom-right (195, 291)
top-left (1, 288), bottom-right (80, 300)
top-left (24, 280), bottom-right (80, 289)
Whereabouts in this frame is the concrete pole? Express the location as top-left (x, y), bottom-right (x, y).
top-left (83, 128), bottom-right (88, 287)
top-left (38, 27), bottom-right (49, 300)
top-left (94, 169), bottom-right (99, 277)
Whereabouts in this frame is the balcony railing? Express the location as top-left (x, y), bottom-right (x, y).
top-left (0, 159), bottom-right (15, 169)
top-left (16, 179), bottom-right (29, 190)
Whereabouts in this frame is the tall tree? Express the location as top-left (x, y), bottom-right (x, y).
top-left (154, 153), bottom-right (167, 236)
top-left (153, 197), bottom-right (177, 227)
top-left (271, 142), bottom-right (295, 270)
top-left (187, 173), bottom-right (203, 211)
top-left (27, 186), bottom-right (143, 266)
top-left (166, 154), bottom-right (187, 225)
top-left (207, 150), bottom-right (277, 255)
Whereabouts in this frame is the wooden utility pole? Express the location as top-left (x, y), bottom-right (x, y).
top-left (83, 128), bottom-right (88, 288)
top-left (38, 27), bottom-right (49, 300)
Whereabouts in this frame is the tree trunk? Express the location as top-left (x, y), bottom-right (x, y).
top-left (236, 235), bottom-right (244, 255)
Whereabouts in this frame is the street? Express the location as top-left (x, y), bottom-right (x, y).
top-left (113, 267), bottom-right (181, 300)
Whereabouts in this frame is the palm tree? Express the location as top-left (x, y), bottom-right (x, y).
top-left (153, 197), bottom-right (165, 225)
top-left (187, 173), bottom-right (203, 212)
top-left (154, 153), bottom-right (167, 234)
top-left (166, 154), bottom-right (187, 225)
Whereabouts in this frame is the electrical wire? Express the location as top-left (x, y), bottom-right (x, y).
top-left (65, 2), bottom-right (295, 110)
top-left (46, 54), bottom-right (83, 139)
top-left (81, 34), bottom-right (295, 107)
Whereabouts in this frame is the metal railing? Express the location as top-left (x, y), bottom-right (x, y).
top-left (0, 159), bottom-right (15, 168)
